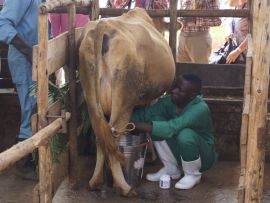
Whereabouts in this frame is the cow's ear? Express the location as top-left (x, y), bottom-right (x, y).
top-left (102, 34), bottom-right (109, 56)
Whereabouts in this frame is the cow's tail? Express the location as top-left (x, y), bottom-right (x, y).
top-left (93, 21), bottom-right (126, 165)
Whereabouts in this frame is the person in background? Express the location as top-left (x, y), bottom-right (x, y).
top-left (48, 13), bottom-right (90, 86)
top-left (0, 0), bottom-right (41, 179)
top-left (49, 13), bottom-right (90, 38)
top-left (225, 0), bottom-right (248, 64)
top-left (134, 0), bottom-right (169, 10)
top-left (131, 74), bottom-right (217, 189)
top-left (177, 0), bottom-right (222, 63)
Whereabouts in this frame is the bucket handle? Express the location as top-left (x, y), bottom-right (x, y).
top-left (138, 138), bottom-right (150, 147)
top-left (139, 138), bottom-right (149, 179)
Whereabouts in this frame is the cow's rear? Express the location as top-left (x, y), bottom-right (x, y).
top-left (79, 8), bottom-right (175, 196)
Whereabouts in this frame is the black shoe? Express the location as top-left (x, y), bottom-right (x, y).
top-left (16, 154), bottom-right (38, 181)
top-left (15, 165), bottom-right (38, 181)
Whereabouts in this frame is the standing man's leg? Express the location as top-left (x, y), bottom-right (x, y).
top-left (180, 31), bottom-right (212, 64)
top-left (177, 32), bottom-right (192, 63)
top-left (14, 80), bottom-right (37, 180)
top-left (16, 81), bottom-right (35, 140)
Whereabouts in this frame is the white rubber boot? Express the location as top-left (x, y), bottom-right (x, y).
top-left (146, 141), bottom-right (181, 181)
top-left (175, 157), bottom-right (202, 189)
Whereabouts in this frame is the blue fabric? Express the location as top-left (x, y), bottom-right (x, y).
top-left (232, 18), bottom-right (235, 34)
top-left (0, 0), bottom-right (40, 138)
top-left (0, 0), bottom-right (40, 84)
top-left (16, 82), bottom-right (36, 139)
top-left (0, 0), bottom-right (40, 45)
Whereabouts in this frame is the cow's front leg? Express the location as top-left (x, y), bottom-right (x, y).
top-left (108, 154), bottom-right (136, 196)
top-left (89, 142), bottom-right (105, 190)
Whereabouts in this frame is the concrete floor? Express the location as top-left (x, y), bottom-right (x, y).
top-left (1, 157), bottom-right (270, 203)
top-left (52, 160), bottom-right (239, 203)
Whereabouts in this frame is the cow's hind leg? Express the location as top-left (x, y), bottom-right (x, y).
top-left (108, 154), bottom-right (136, 196)
top-left (89, 142), bottom-right (105, 190)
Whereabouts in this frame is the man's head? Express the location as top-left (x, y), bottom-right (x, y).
top-left (171, 74), bottom-right (202, 105)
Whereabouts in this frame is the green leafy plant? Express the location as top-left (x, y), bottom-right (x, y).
top-left (29, 79), bottom-right (69, 163)
top-left (29, 72), bottom-right (95, 162)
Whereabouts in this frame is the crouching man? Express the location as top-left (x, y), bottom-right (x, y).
top-left (131, 74), bottom-right (217, 189)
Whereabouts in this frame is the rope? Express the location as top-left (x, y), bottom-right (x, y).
top-left (110, 122), bottom-right (135, 138)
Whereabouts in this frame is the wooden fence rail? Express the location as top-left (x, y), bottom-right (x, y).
top-left (48, 7), bottom-right (249, 18)
top-left (0, 112), bottom-right (70, 172)
top-left (39, 0), bottom-right (92, 14)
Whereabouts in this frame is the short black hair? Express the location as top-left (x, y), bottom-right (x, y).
top-left (181, 74), bottom-right (202, 93)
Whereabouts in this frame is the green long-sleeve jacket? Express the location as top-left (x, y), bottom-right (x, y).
top-left (131, 95), bottom-right (215, 145)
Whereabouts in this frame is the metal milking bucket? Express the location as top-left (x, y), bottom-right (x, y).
top-left (118, 133), bottom-right (149, 187)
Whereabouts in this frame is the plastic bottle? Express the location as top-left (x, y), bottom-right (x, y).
top-left (159, 174), bottom-right (171, 189)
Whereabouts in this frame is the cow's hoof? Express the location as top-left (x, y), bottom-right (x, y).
top-left (117, 187), bottom-right (137, 197)
top-left (89, 181), bottom-right (104, 191)
top-left (126, 188), bottom-right (137, 197)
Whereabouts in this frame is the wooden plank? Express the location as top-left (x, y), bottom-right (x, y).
top-left (238, 34), bottom-right (252, 178)
top-left (243, 41), bottom-right (253, 96)
top-left (169, 0), bottom-right (178, 60)
top-left (67, 3), bottom-right (79, 189)
top-left (176, 63), bottom-right (245, 88)
top-left (240, 95), bottom-right (250, 170)
top-left (244, 0), bottom-right (270, 202)
top-left (32, 45), bottom-right (38, 81)
top-left (33, 28), bottom-right (84, 81)
top-left (47, 32), bottom-right (69, 76)
top-left (52, 148), bottom-right (69, 196)
top-left (31, 100), bottom-right (62, 135)
top-left (238, 170), bottom-right (245, 203)
top-left (33, 33), bottom-right (70, 81)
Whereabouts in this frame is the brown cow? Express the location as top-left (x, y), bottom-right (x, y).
top-left (79, 8), bottom-right (175, 196)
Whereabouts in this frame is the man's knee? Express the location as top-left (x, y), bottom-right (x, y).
top-left (177, 128), bottom-right (198, 146)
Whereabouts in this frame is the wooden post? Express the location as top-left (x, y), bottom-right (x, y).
top-left (244, 0), bottom-right (270, 202)
top-left (67, 2), bottom-right (78, 188)
top-left (32, 184), bottom-right (40, 203)
top-left (37, 14), bottom-right (52, 203)
top-left (91, 0), bottom-right (100, 20)
top-left (169, 0), bottom-right (178, 60)
top-left (238, 34), bottom-right (253, 203)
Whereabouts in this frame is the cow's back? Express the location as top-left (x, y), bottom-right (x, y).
top-left (80, 8), bottom-right (175, 115)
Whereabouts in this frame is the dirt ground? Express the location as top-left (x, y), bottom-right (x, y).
top-left (1, 157), bottom-right (270, 203)
top-left (0, 166), bottom-right (37, 203)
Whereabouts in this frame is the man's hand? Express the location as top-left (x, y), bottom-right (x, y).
top-left (133, 122), bottom-right (153, 134)
top-left (226, 49), bottom-right (241, 64)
